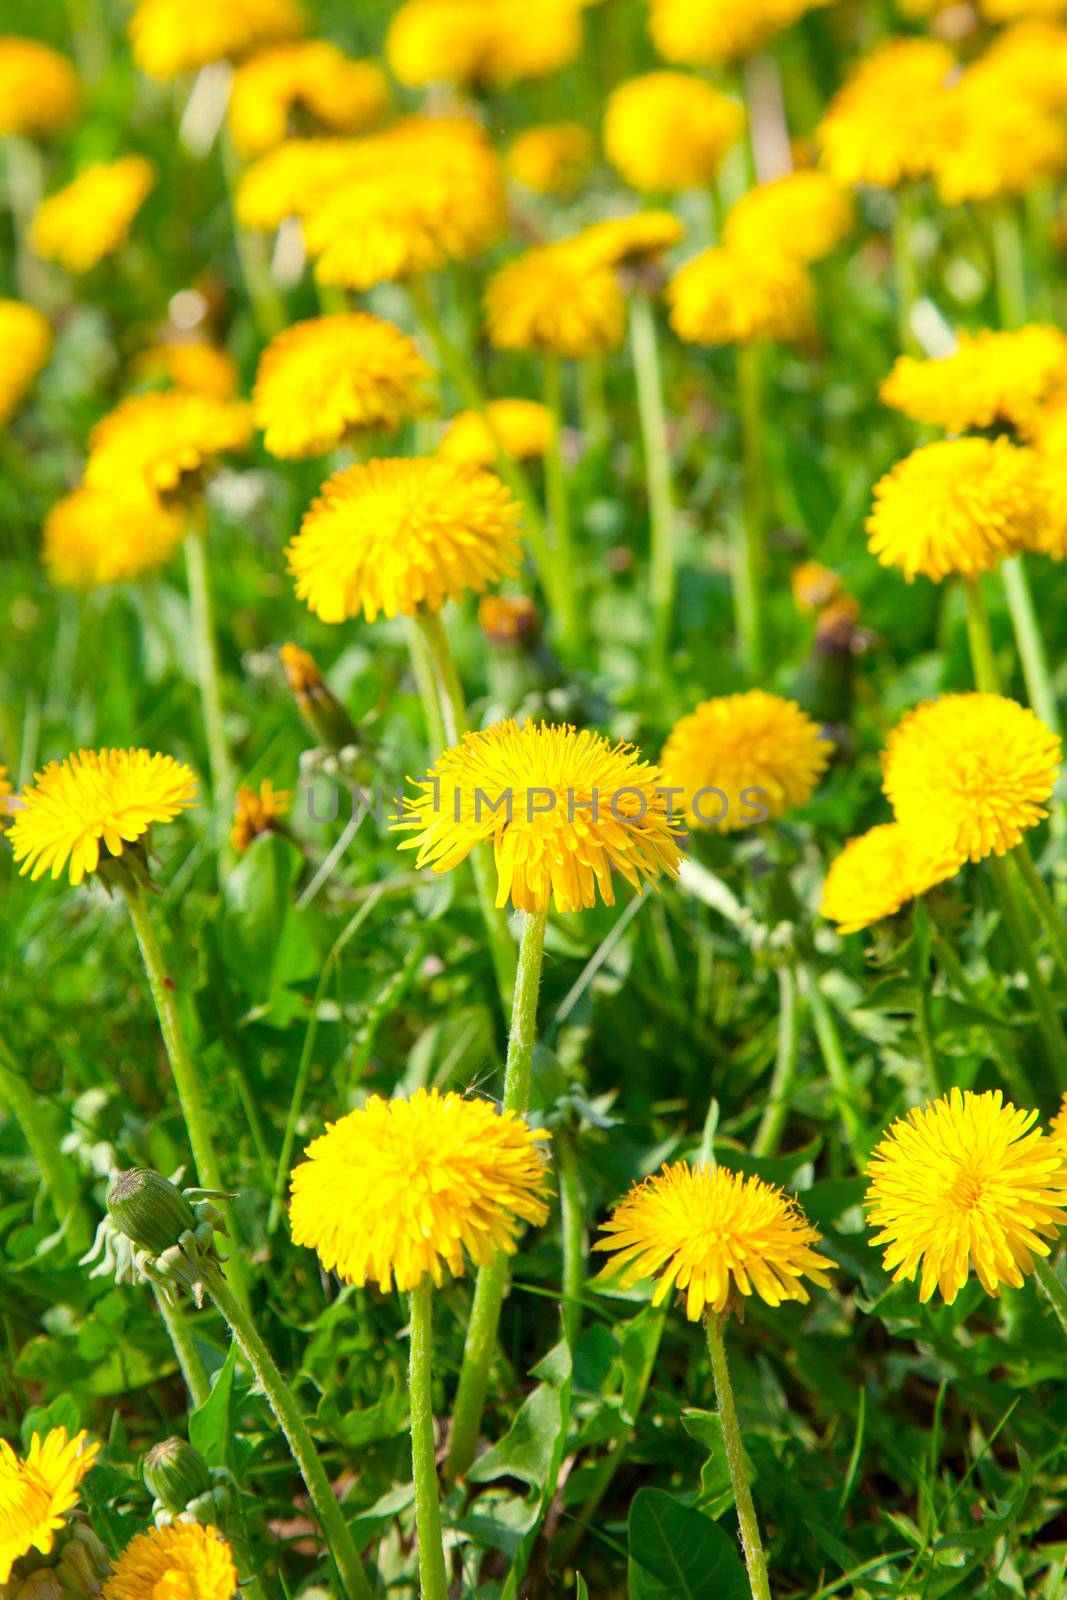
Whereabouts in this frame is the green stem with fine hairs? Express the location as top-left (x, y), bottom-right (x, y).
top-left (409, 1281), bottom-right (449, 1600)
top-left (963, 577), bottom-right (1000, 695)
top-left (1034, 1256), bottom-right (1067, 1339)
top-left (1000, 555), bottom-right (1060, 732)
top-left (154, 1285), bottom-right (210, 1408)
top-left (542, 353), bottom-right (582, 652)
top-left (705, 1314), bottom-right (772, 1600)
top-left (752, 963), bottom-right (801, 1158)
top-left (630, 292), bottom-right (678, 673)
top-left (207, 1268), bottom-right (373, 1600)
top-left (446, 910), bottom-right (548, 1482)
top-left (557, 1128), bottom-right (585, 1354)
top-left (735, 341), bottom-right (766, 678)
top-left (184, 523), bottom-right (234, 813)
top-left (986, 852), bottom-right (1067, 1099)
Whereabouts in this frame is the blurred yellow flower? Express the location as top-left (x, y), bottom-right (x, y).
top-left (661, 690), bottom-right (832, 832)
top-left (31, 156), bottom-right (154, 274)
top-left (8, 749), bottom-right (197, 887)
top-left (866, 1089), bottom-right (1067, 1304)
top-left (439, 399), bottom-right (552, 466)
top-left (791, 560), bottom-right (842, 612)
top-left (129, 0), bottom-right (304, 79)
top-left (595, 1162), bottom-right (833, 1320)
top-left (86, 392), bottom-right (253, 498)
top-left (507, 122), bottom-right (593, 195)
top-left (235, 138), bottom-right (369, 230)
top-left (570, 209), bottom-right (685, 269)
top-left (667, 244), bottom-right (812, 345)
top-left (0, 37), bottom-right (80, 137)
top-left (290, 1089), bottom-right (551, 1292)
top-left (479, 593), bottom-right (540, 645)
top-left (934, 64), bottom-right (1067, 204)
top-left (883, 692), bottom-right (1061, 862)
top-left (866, 437), bottom-right (1048, 582)
top-left (881, 326), bottom-right (1067, 438)
top-left (979, 21), bottom-right (1067, 114)
top-left (647, 0), bottom-right (820, 66)
top-left (484, 243), bottom-right (626, 356)
top-left (43, 486), bottom-right (184, 588)
top-left (724, 171), bottom-right (852, 264)
top-left (103, 1521), bottom-right (237, 1600)
top-left (136, 340), bottom-right (241, 402)
top-left (386, 0), bottom-right (582, 88)
top-left (287, 456), bottom-right (520, 623)
top-left (817, 38), bottom-right (956, 188)
top-left (231, 779), bottom-right (290, 853)
top-left (0, 1429), bottom-right (99, 1584)
top-left (1052, 1095), bottom-right (1067, 1144)
top-left (981, 0), bottom-right (1067, 25)
top-left (0, 300), bottom-right (51, 427)
top-left (604, 71), bottom-right (744, 192)
top-left (397, 719), bottom-right (682, 914)
top-left (253, 313), bottom-right (431, 458)
top-left (820, 822), bottom-right (963, 934)
top-left (229, 40), bottom-right (387, 156)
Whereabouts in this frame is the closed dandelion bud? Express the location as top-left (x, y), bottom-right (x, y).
top-left (280, 642), bottom-right (359, 752)
top-left (144, 1438), bottom-right (212, 1513)
top-left (55, 1522), bottom-right (110, 1594)
top-left (107, 1169), bottom-right (198, 1257)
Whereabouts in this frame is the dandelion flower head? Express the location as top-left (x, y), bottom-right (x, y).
top-left (604, 71), bottom-right (744, 193)
top-left (136, 340), bottom-right (241, 402)
top-left (0, 37), bottom-right (79, 137)
top-left (231, 780), bottom-right (290, 853)
top-left (881, 326), bottom-right (1067, 438)
top-left (724, 170), bottom-right (852, 265)
top-left (668, 244), bottom-right (812, 345)
top-left (976, 21), bottom-right (1067, 115)
top-left (386, 0), bottom-right (582, 89)
top-left (229, 41), bottom-right (387, 155)
top-left (235, 138), bottom-right (372, 231)
top-left (31, 157), bottom-right (154, 275)
top-left (102, 1521), bottom-right (237, 1600)
top-left (0, 300), bottom-right (51, 427)
top-left (933, 60), bottom-right (1067, 204)
top-left (817, 38), bottom-right (956, 188)
top-left (129, 0), bottom-right (304, 79)
top-left (647, 0), bottom-right (817, 67)
top-left (439, 400), bottom-right (552, 467)
top-left (507, 122), bottom-right (593, 195)
top-left (820, 822), bottom-right (964, 934)
top-left (86, 391), bottom-right (253, 498)
top-left (484, 243), bottom-right (626, 357)
top-left (569, 210), bottom-right (685, 271)
top-left (43, 486), bottom-right (183, 589)
top-left (0, 1429), bottom-right (99, 1585)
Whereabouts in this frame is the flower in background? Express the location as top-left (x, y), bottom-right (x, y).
top-left (228, 40), bottom-right (387, 155)
top-left (135, 340), bottom-right (241, 402)
top-left (976, 21), bottom-right (1067, 116)
top-left (569, 209), bottom-right (685, 270)
top-left (43, 486), bottom-right (184, 588)
top-left (883, 693), bottom-right (1061, 861)
top-left (128, 0), bottom-right (304, 79)
top-left (287, 456), bottom-right (521, 623)
top-left (439, 399), bottom-right (552, 466)
top-left (0, 1429), bottom-right (99, 1584)
top-left (386, 0), bottom-right (583, 89)
top-left (478, 594), bottom-right (540, 646)
top-left (596, 1162), bottom-right (833, 1319)
top-left (484, 243), bottom-right (626, 357)
top-left (290, 1089), bottom-right (550, 1290)
top-left (866, 437), bottom-right (1049, 582)
top-left (235, 138), bottom-right (370, 231)
top-left (603, 71), bottom-right (744, 192)
top-left (660, 690), bottom-right (832, 832)
top-left (866, 1088), bottom-right (1067, 1303)
top-left (933, 58), bottom-right (1067, 205)
top-left (647, 0), bottom-right (819, 66)
top-left (817, 38), bottom-right (956, 188)
top-left (0, 300), bottom-right (52, 426)
top-left (507, 122), bottom-right (593, 195)
top-left (820, 822), bottom-right (964, 934)
top-left (881, 326), bottom-right (1067, 438)
top-left (668, 246), bottom-right (812, 345)
top-left (0, 37), bottom-right (80, 136)
top-left (1052, 1095), bottom-right (1067, 1144)
top-left (85, 391), bottom-right (253, 498)
top-left (231, 780), bottom-right (290, 853)
top-left (103, 1520), bottom-right (237, 1600)
top-left (0, 766), bottom-right (12, 827)
top-left (724, 171), bottom-right (852, 264)
top-left (397, 719), bottom-right (682, 913)
top-left (31, 156), bottom-right (155, 274)
top-left (791, 560), bottom-right (842, 612)
top-left (253, 313), bottom-right (431, 458)
top-left (8, 749), bottom-right (198, 887)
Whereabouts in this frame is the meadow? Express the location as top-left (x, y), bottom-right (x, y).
top-left (3, 1), bottom-right (1067, 1597)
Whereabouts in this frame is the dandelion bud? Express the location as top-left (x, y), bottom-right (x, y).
top-left (280, 643), bottom-right (359, 752)
top-left (478, 595), bottom-right (540, 649)
top-left (107, 1169), bottom-right (198, 1257)
top-left (144, 1438), bottom-right (213, 1513)
top-left (9, 1521), bottom-right (110, 1599)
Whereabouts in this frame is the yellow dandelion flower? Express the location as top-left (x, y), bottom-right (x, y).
top-left (0, 1429), bottom-right (99, 1584)
top-left (883, 692), bottom-right (1061, 862)
top-left (396, 719), bottom-right (682, 915)
top-left (136, 340), bottom-right (241, 402)
top-left (85, 391), bottom-right (252, 498)
top-left (660, 690), bottom-right (832, 833)
top-left (484, 244), bottom-right (626, 357)
top-left (231, 779), bottom-right (290, 853)
top-left (507, 122), bottom-right (593, 195)
top-left (0, 37), bottom-right (79, 137)
top-left (866, 1088), bottom-right (1067, 1304)
top-left (881, 326), bottom-right (1067, 438)
top-left (386, 0), bottom-right (582, 89)
top-left (287, 456), bottom-right (521, 624)
top-left (983, 0), bottom-right (1067, 18)
top-left (820, 822), bottom-right (964, 935)
top-left (0, 299), bottom-right (51, 427)
top-left (866, 437), bottom-right (1048, 583)
top-left (791, 560), bottom-right (842, 612)
top-left (102, 1521), bottom-right (237, 1600)
top-left (647, 0), bottom-right (816, 67)
top-left (724, 171), bottom-right (852, 265)
top-left (1032, 396), bottom-right (1067, 558)
top-left (8, 749), bottom-right (197, 887)
top-left (128, 0), bottom-right (304, 79)
top-left (668, 245), bottom-right (812, 345)
top-left (0, 766), bottom-right (12, 827)
top-left (305, 117), bottom-right (506, 291)
top-left (933, 66), bottom-right (1067, 205)
top-left (253, 313), bottom-right (431, 459)
top-left (978, 21), bottom-right (1067, 113)
top-left (479, 593), bottom-right (539, 645)
top-left (569, 210), bottom-right (685, 270)
top-left (439, 399), bottom-right (552, 467)
top-left (604, 72), bottom-right (744, 193)
top-left (235, 138), bottom-right (370, 231)
top-left (229, 41), bottom-right (387, 156)
top-left (290, 1088), bottom-right (551, 1292)
top-left (817, 38), bottom-right (956, 189)
top-left (595, 1162), bottom-right (833, 1320)
top-left (31, 156), bottom-right (154, 275)
top-left (43, 486), bottom-right (183, 588)
top-left (1052, 1094), bottom-right (1067, 1145)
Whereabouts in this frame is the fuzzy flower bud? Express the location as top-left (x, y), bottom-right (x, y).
top-left (107, 1170), bottom-right (198, 1257)
top-left (280, 642), bottom-right (360, 752)
top-left (143, 1438), bottom-right (213, 1514)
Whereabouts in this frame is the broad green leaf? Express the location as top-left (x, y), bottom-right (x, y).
top-left (628, 1488), bottom-right (749, 1599)
top-left (190, 1343), bottom-right (237, 1468)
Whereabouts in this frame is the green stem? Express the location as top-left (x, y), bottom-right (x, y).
top-left (1034, 1255), bottom-right (1067, 1339)
top-left (705, 1314), bottom-right (772, 1600)
top-left (184, 526), bottom-right (234, 811)
top-left (1000, 555), bottom-right (1060, 732)
top-left (0, 1044), bottom-right (91, 1250)
top-left (557, 1129), bottom-right (585, 1353)
top-left (579, 352), bottom-right (609, 455)
top-left (735, 342), bottom-right (765, 678)
top-left (542, 353), bottom-right (582, 653)
top-left (752, 963), bottom-right (800, 1158)
top-left (1011, 842), bottom-right (1067, 983)
top-left (219, 127), bottom-right (286, 340)
top-left (987, 852), bottom-right (1067, 1098)
top-left (409, 1281), bottom-right (449, 1600)
top-left (446, 910), bottom-right (547, 1481)
top-left (414, 608), bottom-right (470, 749)
top-left (405, 618), bottom-right (447, 752)
top-left (630, 293), bottom-right (678, 672)
top-left (207, 1269), bottom-right (373, 1600)
top-left (892, 191), bottom-right (920, 354)
top-left (123, 886), bottom-right (250, 1306)
top-left (990, 200), bottom-right (1027, 329)
top-left (963, 576), bottom-right (1000, 695)
top-left (154, 1285), bottom-right (210, 1407)
top-left (798, 958), bottom-right (864, 1156)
